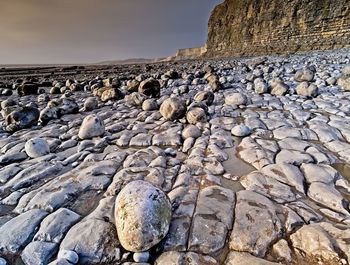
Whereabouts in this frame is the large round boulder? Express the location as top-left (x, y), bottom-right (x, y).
top-left (115, 180), bottom-right (172, 252)
top-left (254, 78), bottom-right (268, 94)
top-left (182, 125), bottom-right (201, 139)
top-left (225, 93), bottom-right (247, 106)
top-left (84, 97), bottom-right (98, 111)
top-left (194, 91), bottom-right (214, 105)
top-left (138, 78), bottom-right (161, 98)
top-left (5, 106), bottom-right (40, 132)
top-left (25, 138), bottom-right (50, 158)
top-left (101, 88), bottom-right (123, 102)
top-left (78, 114), bottom-right (105, 139)
top-left (125, 92), bottom-right (148, 107)
top-left (17, 83), bottom-right (39, 96)
top-left (294, 68), bottom-right (314, 82)
top-left (186, 107), bottom-right (207, 124)
top-left (231, 124), bottom-right (252, 137)
top-left (159, 98), bottom-right (186, 120)
top-left (39, 106), bottom-right (59, 125)
top-left (142, 99), bottom-right (158, 111)
top-left (296, 82), bottom-right (318, 97)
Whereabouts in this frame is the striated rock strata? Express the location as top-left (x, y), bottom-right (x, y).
top-left (205, 0), bottom-right (350, 57)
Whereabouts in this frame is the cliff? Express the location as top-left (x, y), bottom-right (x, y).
top-left (175, 46), bottom-right (207, 60)
top-left (205, 0), bottom-right (350, 57)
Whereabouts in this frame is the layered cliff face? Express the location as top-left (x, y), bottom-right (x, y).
top-left (205, 0), bottom-right (350, 57)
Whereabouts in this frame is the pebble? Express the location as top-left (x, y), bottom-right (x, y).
top-left (133, 252), bottom-right (150, 263)
top-left (57, 250), bottom-right (79, 264)
top-left (231, 124), bottom-right (252, 137)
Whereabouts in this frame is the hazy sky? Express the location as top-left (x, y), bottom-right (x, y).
top-left (0, 0), bottom-right (222, 64)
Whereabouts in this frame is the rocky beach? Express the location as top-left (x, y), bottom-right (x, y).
top-left (0, 48), bottom-right (349, 264)
top-left (1, 0), bottom-right (350, 264)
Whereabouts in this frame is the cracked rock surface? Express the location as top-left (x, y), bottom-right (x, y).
top-left (0, 49), bottom-right (350, 265)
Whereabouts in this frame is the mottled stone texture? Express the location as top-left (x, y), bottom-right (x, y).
top-left (205, 0), bottom-right (350, 57)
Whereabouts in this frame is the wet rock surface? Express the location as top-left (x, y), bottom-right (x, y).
top-left (0, 50), bottom-right (350, 264)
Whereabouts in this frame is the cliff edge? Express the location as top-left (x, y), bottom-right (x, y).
top-left (205, 0), bottom-right (350, 57)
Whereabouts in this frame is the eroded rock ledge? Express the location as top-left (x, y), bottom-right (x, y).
top-left (205, 0), bottom-right (350, 57)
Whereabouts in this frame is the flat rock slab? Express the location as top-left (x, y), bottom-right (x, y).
top-left (188, 185), bottom-right (235, 254)
top-left (34, 208), bottom-right (81, 243)
top-left (60, 218), bottom-right (120, 264)
top-left (0, 209), bottom-right (48, 254)
top-left (224, 251), bottom-right (280, 265)
top-left (21, 241), bottom-right (58, 265)
top-left (229, 190), bottom-right (282, 257)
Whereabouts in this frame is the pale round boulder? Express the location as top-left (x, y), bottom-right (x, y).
top-left (115, 180), bottom-right (172, 252)
top-left (142, 98), bottom-right (158, 111)
top-left (25, 137), bottom-right (50, 158)
top-left (84, 97), bottom-right (98, 111)
top-left (225, 93), bottom-right (247, 105)
top-left (342, 65), bottom-right (350, 76)
top-left (231, 124), bottom-right (252, 137)
top-left (182, 125), bottom-right (201, 139)
top-left (78, 114), bottom-right (105, 139)
top-left (294, 68), bottom-right (314, 82)
top-left (296, 82), bottom-right (318, 97)
top-left (159, 98), bottom-right (186, 120)
top-left (194, 91), bottom-right (214, 105)
top-left (254, 78), bottom-right (268, 94)
top-left (186, 107), bottom-right (207, 124)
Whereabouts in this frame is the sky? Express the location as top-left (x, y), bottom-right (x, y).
top-left (0, 0), bottom-right (223, 64)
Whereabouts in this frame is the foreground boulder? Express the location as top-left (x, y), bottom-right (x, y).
top-left (78, 114), bottom-right (105, 139)
top-left (138, 78), bottom-right (161, 98)
top-left (5, 106), bottom-right (40, 132)
top-left (160, 98), bottom-right (186, 120)
top-left (115, 180), bottom-right (172, 252)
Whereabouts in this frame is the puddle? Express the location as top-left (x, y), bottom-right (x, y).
top-left (221, 142), bottom-right (254, 192)
top-left (222, 146), bottom-right (255, 177)
top-left (332, 163), bottom-right (350, 182)
top-left (332, 163), bottom-right (350, 202)
top-left (221, 177), bottom-right (245, 193)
